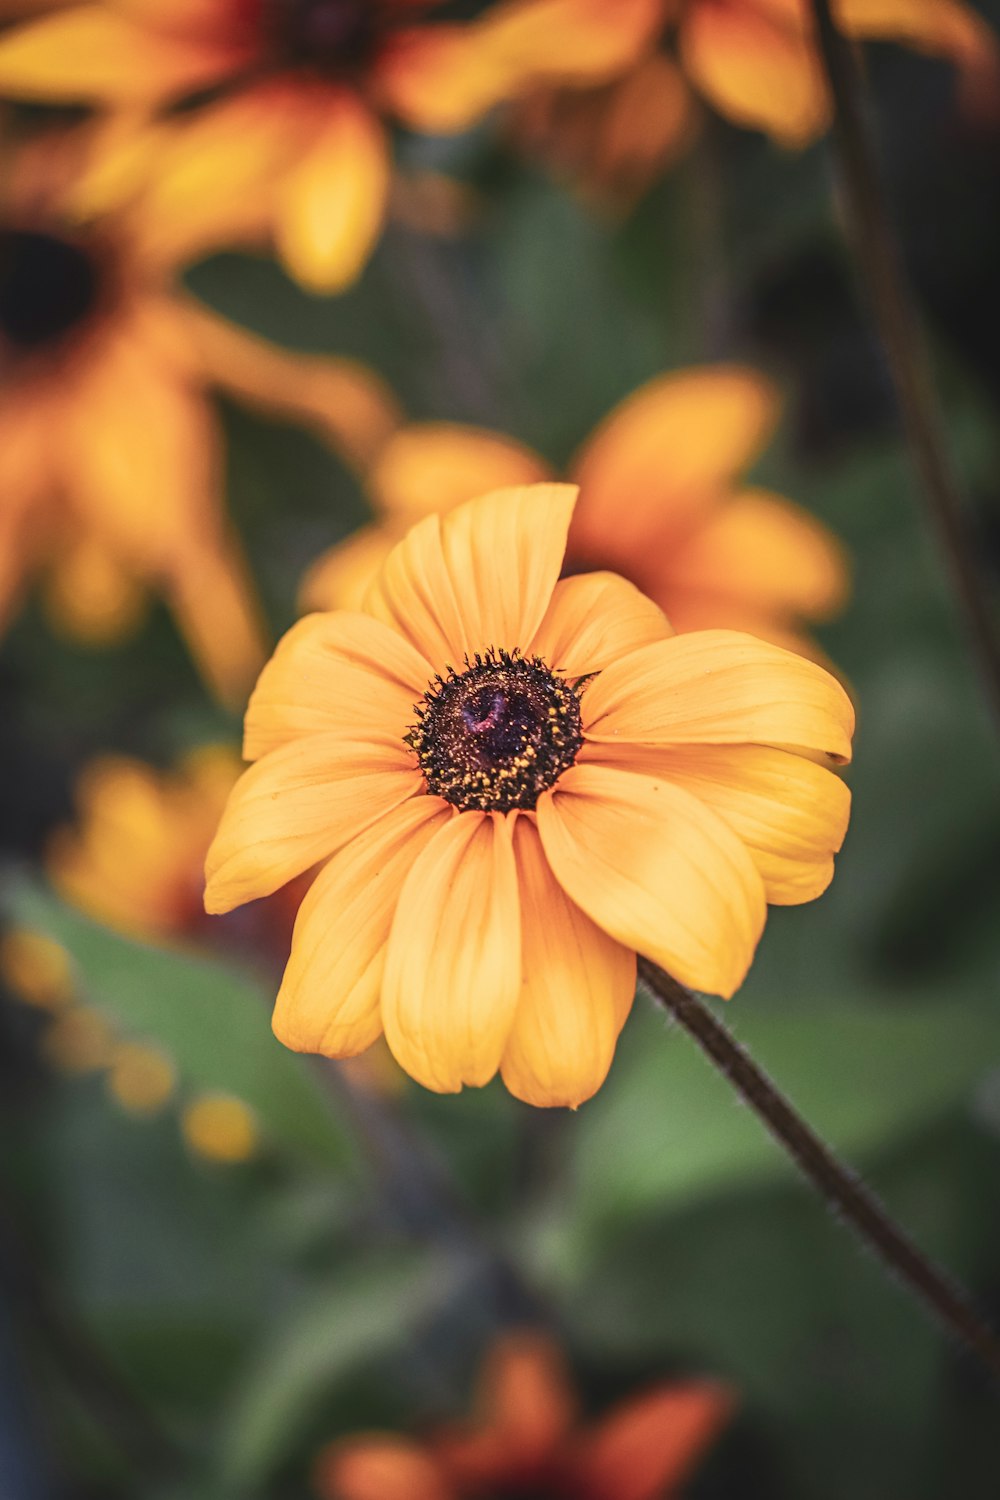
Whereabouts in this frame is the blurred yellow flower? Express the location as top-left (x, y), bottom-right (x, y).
top-left (0, 0), bottom-right (662, 292)
top-left (302, 366), bottom-right (848, 662)
top-left (0, 125), bottom-right (398, 702)
top-left (511, 0), bottom-right (1000, 204)
top-left (48, 745), bottom-right (304, 960)
top-left (317, 1329), bottom-right (733, 1500)
top-left (106, 1039), bottom-right (176, 1115)
top-left (205, 483), bottom-right (853, 1107)
top-left (182, 1092), bottom-right (258, 1163)
top-left (0, 926), bottom-right (74, 1008)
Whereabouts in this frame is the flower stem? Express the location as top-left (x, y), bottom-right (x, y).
top-left (637, 957), bottom-right (1000, 1383)
top-left (809, 0), bottom-right (1000, 726)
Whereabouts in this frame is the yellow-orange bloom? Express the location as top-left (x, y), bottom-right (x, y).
top-left (511, 0), bottom-right (1000, 203)
top-left (0, 0), bottom-right (662, 291)
top-left (0, 126), bottom-right (398, 702)
top-left (48, 745), bottom-right (305, 959)
top-left (316, 1330), bottom-right (733, 1500)
top-left (302, 366), bottom-right (848, 661)
top-left (205, 483), bottom-right (853, 1107)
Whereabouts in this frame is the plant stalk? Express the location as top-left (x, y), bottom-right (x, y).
top-left (809, 0), bottom-right (1000, 725)
top-left (638, 957), bottom-right (1000, 1384)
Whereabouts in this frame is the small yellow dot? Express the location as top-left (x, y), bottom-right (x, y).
top-left (107, 1042), bottom-right (175, 1117)
top-left (0, 928), bottom-right (74, 1010)
top-left (182, 1094), bottom-right (258, 1164)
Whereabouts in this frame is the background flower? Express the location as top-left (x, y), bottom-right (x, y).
top-left (301, 366), bottom-right (848, 661)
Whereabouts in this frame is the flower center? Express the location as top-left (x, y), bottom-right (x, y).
top-left (267, 0), bottom-right (381, 73)
top-left (0, 230), bottom-right (101, 353)
top-left (407, 650), bottom-right (583, 814)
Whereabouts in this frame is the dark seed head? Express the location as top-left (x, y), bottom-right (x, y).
top-left (0, 230), bottom-right (102, 354)
top-left (267, 0), bottom-right (381, 73)
top-left (406, 648), bottom-right (584, 814)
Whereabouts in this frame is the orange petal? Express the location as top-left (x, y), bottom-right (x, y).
top-left (501, 818), bottom-right (635, 1107)
top-left (665, 485), bottom-right (850, 624)
top-left (299, 525), bottom-right (401, 615)
top-left (366, 484), bottom-right (577, 672)
top-left (180, 299), bottom-right (401, 470)
top-left (570, 366), bottom-right (779, 563)
top-left (837, 0), bottom-right (999, 69)
top-left (243, 611), bottom-right (429, 761)
top-left (203, 736), bottom-right (421, 915)
top-left (582, 632), bottom-right (855, 765)
top-left (381, 812), bottom-right (521, 1092)
top-left (273, 796), bottom-right (451, 1057)
top-left (370, 423), bottom-right (553, 525)
top-left (680, 0), bottom-right (830, 146)
top-left (0, 6), bottom-right (253, 102)
top-left (576, 1381), bottom-right (735, 1500)
top-left (530, 572), bottom-right (672, 677)
top-left (276, 90), bottom-right (390, 293)
top-left (537, 763), bottom-right (766, 998)
top-left (438, 1331), bottom-right (577, 1483)
top-left (315, 1437), bottom-right (451, 1500)
top-left (166, 534), bottom-right (269, 709)
top-left (590, 742), bottom-right (851, 904)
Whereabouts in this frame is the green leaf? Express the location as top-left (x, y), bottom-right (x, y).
top-left (547, 994), bottom-right (1000, 1264)
top-left (4, 878), bottom-right (351, 1172)
top-left (214, 1251), bottom-right (448, 1491)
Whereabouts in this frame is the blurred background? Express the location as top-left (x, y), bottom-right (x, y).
top-left (2, 2), bottom-right (1000, 1496)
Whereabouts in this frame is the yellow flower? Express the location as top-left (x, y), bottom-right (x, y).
top-left (0, 125), bottom-right (398, 702)
top-left (0, 0), bottom-right (663, 292)
top-left (510, 0), bottom-right (1000, 203)
top-left (205, 483), bottom-right (853, 1107)
top-left (182, 1092), bottom-right (258, 1163)
top-left (47, 745), bottom-right (306, 956)
top-left (317, 1330), bottom-right (732, 1500)
top-left (302, 366), bottom-right (848, 662)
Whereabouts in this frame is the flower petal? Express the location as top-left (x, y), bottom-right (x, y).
top-left (582, 632), bottom-right (855, 765)
top-left (0, 6), bottom-right (252, 103)
top-left (204, 735), bottom-right (420, 914)
top-left (273, 796), bottom-right (451, 1057)
top-left (501, 818), bottom-right (635, 1108)
top-left (537, 763), bottom-right (766, 998)
top-left (243, 611), bottom-right (430, 761)
top-left (838, 0), bottom-right (999, 70)
top-left (299, 525), bottom-right (400, 615)
top-left (366, 483), bottom-right (577, 671)
top-left (381, 812), bottom-right (521, 1092)
top-left (664, 486), bottom-right (849, 624)
top-left (574, 1381), bottom-right (734, 1500)
top-left (276, 90), bottom-right (390, 293)
top-left (679, 0), bottom-right (830, 146)
top-left (589, 742), bottom-right (851, 904)
top-left (569, 366), bottom-right (779, 563)
top-left (181, 299), bottom-right (401, 470)
top-left (530, 571), bottom-right (672, 677)
top-left (371, 423), bottom-right (553, 525)
top-left (315, 1438), bottom-right (451, 1500)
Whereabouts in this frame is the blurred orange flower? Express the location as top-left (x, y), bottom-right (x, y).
top-left (0, 0), bottom-right (662, 290)
top-left (205, 484), bottom-right (853, 1106)
top-left (316, 1330), bottom-right (733, 1500)
top-left (511, 0), bottom-right (1000, 204)
top-left (0, 126), bottom-right (398, 702)
top-left (48, 745), bottom-right (304, 960)
top-left (302, 366), bottom-right (848, 662)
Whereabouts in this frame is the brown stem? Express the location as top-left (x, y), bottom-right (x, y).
top-left (809, 0), bottom-right (1000, 725)
top-left (637, 957), bottom-right (1000, 1384)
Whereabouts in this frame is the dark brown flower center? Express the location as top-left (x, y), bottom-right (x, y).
top-left (267, 0), bottom-right (382, 73)
top-left (407, 649), bottom-right (583, 813)
top-left (0, 230), bottom-right (101, 353)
